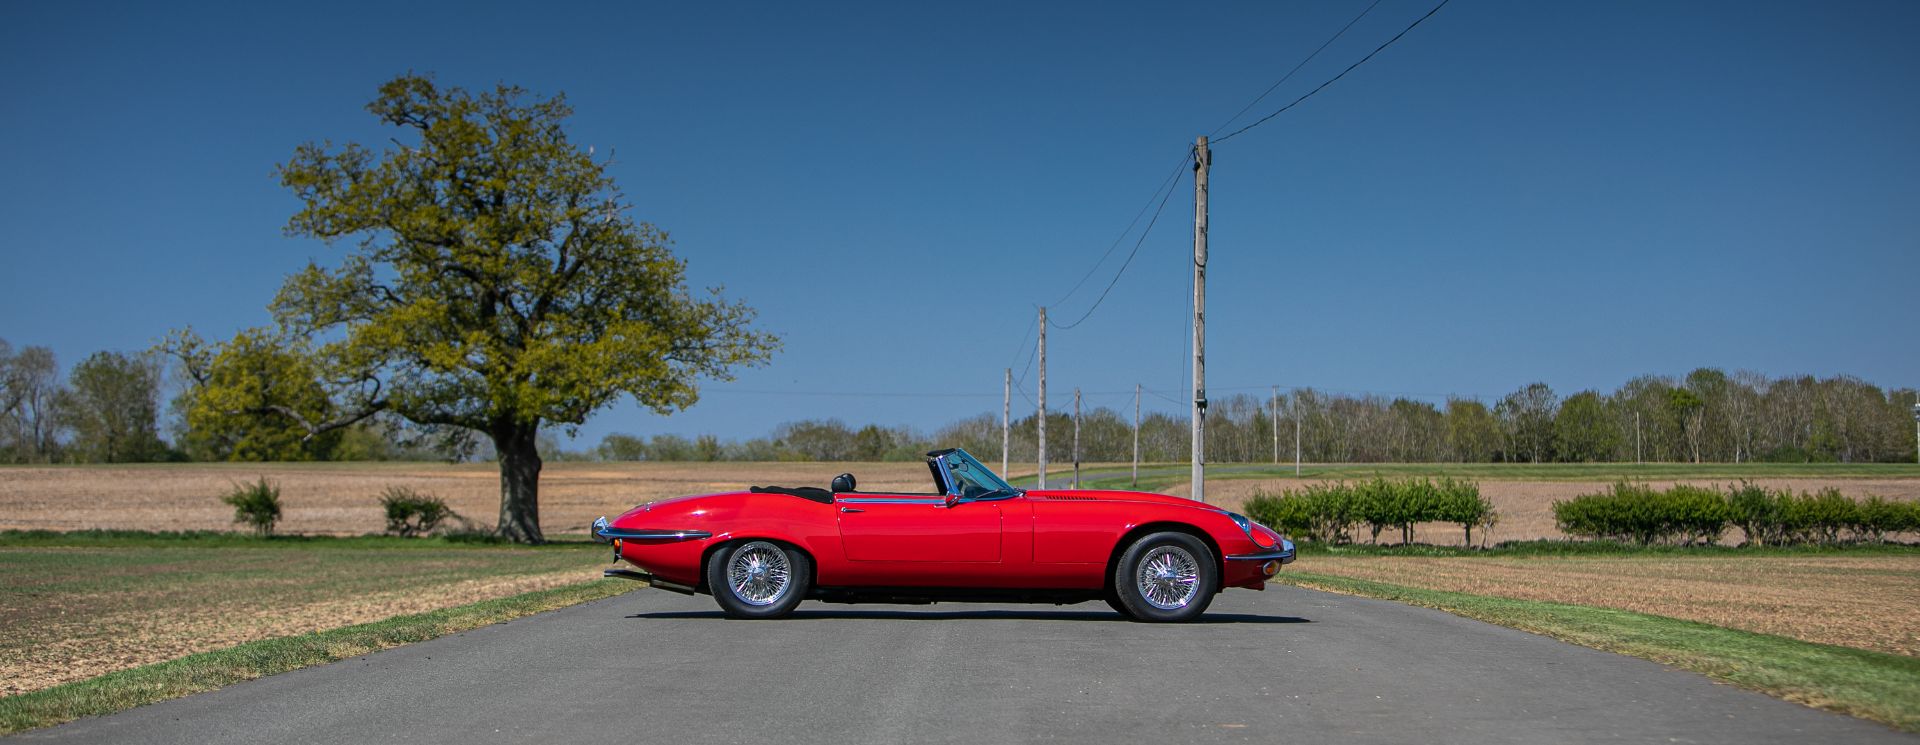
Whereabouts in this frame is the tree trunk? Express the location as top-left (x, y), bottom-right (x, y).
top-left (494, 422), bottom-right (545, 544)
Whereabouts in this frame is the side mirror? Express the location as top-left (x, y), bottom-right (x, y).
top-left (944, 493), bottom-right (961, 508)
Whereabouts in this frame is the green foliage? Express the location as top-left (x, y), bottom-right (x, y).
top-left (160, 328), bottom-right (342, 462)
top-left (56, 351), bottom-right (166, 463)
top-left (378, 487), bottom-right (453, 537)
top-left (1245, 478), bottom-right (1497, 546)
top-left (1559, 482), bottom-right (1904, 546)
top-left (271, 74), bottom-right (779, 432)
top-left (220, 478), bottom-right (283, 536)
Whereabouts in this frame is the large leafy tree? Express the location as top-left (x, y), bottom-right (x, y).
top-left (255, 74), bottom-right (776, 542)
top-left (57, 351), bottom-right (166, 463)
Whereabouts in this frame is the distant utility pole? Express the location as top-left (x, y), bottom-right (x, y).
top-left (1911, 402), bottom-right (1918, 465)
top-left (1002, 368), bottom-right (1011, 476)
top-left (1132, 384), bottom-right (1141, 488)
top-left (1191, 135), bottom-right (1209, 503)
top-left (1073, 387), bottom-right (1082, 489)
top-left (1635, 411), bottom-right (1643, 465)
top-left (1271, 385), bottom-right (1280, 464)
top-left (1294, 414), bottom-right (1302, 477)
top-left (1037, 306), bottom-right (1048, 490)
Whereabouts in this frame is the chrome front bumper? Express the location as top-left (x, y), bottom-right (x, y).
top-left (1225, 538), bottom-right (1296, 565)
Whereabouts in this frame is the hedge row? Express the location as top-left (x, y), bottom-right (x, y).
top-left (1553, 482), bottom-right (1919, 546)
top-left (1244, 478), bottom-right (1496, 546)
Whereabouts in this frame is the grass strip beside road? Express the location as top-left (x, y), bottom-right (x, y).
top-left (0, 578), bottom-right (635, 735)
top-left (1276, 570), bottom-right (1920, 733)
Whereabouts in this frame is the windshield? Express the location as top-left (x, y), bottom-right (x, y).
top-left (942, 449), bottom-right (1017, 499)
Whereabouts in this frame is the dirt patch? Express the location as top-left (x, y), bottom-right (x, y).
top-left (1294, 554), bottom-right (1920, 657)
top-left (0, 567), bottom-right (587, 696)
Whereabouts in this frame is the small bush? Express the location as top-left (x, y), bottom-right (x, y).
top-left (221, 478), bottom-right (282, 537)
top-left (379, 487), bottom-right (453, 538)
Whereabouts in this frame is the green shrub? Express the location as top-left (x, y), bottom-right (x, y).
top-left (1436, 477), bottom-right (1495, 547)
top-left (1246, 483), bottom-right (1358, 544)
top-left (378, 487), bottom-right (453, 538)
top-left (220, 478), bottom-right (282, 537)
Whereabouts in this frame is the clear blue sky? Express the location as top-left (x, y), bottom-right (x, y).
top-left (3, 0), bottom-right (1916, 445)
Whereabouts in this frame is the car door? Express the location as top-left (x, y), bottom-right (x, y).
top-left (835, 494), bottom-right (1002, 563)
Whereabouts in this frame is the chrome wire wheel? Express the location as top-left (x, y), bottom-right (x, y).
top-left (1135, 545), bottom-right (1201, 610)
top-left (726, 541), bottom-right (793, 606)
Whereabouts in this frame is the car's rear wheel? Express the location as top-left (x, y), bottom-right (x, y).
top-left (1112, 532), bottom-right (1217, 622)
top-left (706, 540), bottom-right (811, 619)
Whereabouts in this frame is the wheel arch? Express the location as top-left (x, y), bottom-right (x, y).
top-left (698, 536), bottom-right (819, 595)
top-left (1103, 521), bottom-right (1225, 593)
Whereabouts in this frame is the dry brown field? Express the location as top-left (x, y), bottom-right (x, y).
top-left (1291, 554), bottom-right (1920, 657)
top-left (0, 461), bottom-right (949, 536)
top-left (2, 462), bottom-right (1917, 540)
top-left (0, 542), bottom-right (603, 695)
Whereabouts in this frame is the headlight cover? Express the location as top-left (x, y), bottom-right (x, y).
top-left (1227, 511), bottom-right (1277, 548)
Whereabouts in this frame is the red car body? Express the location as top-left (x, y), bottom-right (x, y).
top-left (595, 448), bottom-right (1294, 621)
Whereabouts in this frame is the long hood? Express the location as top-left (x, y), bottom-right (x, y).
top-left (1023, 489), bottom-right (1224, 511)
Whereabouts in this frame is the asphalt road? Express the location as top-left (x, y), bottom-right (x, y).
top-left (21, 585), bottom-right (1913, 744)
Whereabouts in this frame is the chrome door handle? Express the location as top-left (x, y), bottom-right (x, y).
top-left (839, 507), bottom-right (864, 513)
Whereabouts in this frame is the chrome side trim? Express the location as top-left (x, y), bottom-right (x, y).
top-left (596, 527), bottom-right (713, 541)
top-left (836, 496), bottom-right (947, 505)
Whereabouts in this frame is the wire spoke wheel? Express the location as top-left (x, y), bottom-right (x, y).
top-left (726, 541), bottom-right (793, 606)
top-left (1134, 545), bottom-right (1201, 610)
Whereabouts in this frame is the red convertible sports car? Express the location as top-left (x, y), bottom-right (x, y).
top-left (593, 447), bottom-right (1294, 622)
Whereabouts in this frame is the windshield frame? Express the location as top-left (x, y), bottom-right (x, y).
top-left (937, 449), bottom-right (1022, 502)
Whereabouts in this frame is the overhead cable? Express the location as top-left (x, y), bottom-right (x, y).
top-left (1213, 0), bottom-right (1452, 144)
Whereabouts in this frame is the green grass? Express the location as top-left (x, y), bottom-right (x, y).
top-left (1275, 571), bottom-right (1920, 732)
top-left (0, 578), bottom-right (634, 735)
top-left (1050, 462), bottom-right (1920, 493)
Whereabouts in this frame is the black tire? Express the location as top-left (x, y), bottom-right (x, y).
top-left (1102, 586), bottom-right (1128, 616)
top-left (705, 540), bottom-right (811, 619)
top-left (1111, 531), bottom-right (1217, 622)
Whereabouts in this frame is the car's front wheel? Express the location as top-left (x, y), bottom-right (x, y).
top-left (1112, 532), bottom-right (1217, 622)
top-left (706, 540), bottom-right (811, 619)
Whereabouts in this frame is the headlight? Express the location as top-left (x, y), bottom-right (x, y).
top-left (1228, 511), bottom-right (1276, 548)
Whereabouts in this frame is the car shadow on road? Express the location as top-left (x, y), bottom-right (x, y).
top-left (626, 609), bottom-right (1311, 624)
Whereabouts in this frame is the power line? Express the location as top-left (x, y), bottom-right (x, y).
top-left (1209, 0), bottom-right (1386, 138)
top-left (1049, 152), bottom-right (1194, 310)
top-left (1048, 154), bottom-right (1191, 331)
top-left (1213, 0), bottom-right (1453, 144)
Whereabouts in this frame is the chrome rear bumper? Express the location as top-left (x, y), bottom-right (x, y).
top-left (592, 516), bottom-right (712, 543)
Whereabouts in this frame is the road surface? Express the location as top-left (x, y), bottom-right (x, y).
top-left (21, 584), bottom-right (1912, 744)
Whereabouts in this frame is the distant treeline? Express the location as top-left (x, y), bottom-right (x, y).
top-left (0, 339), bottom-right (464, 464)
top-left (593, 369), bottom-right (1916, 465)
top-left (4, 337), bottom-right (1914, 466)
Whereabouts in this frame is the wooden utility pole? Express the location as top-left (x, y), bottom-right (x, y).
top-left (1002, 368), bottom-right (1011, 477)
top-left (1037, 307), bottom-right (1048, 490)
top-left (1271, 385), bottom-right (1280, 464)
top-left (1635, 411), bottom-right (1643, 465)
top-left (1191, 135), bottom-right (1209, 503)
top-left (1132, 384), bottom-right (1141, 488)
top-left (1294, 414), bottom-right (1302, 477)
top-left (1072, 387), bottom-right (1082, 489)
